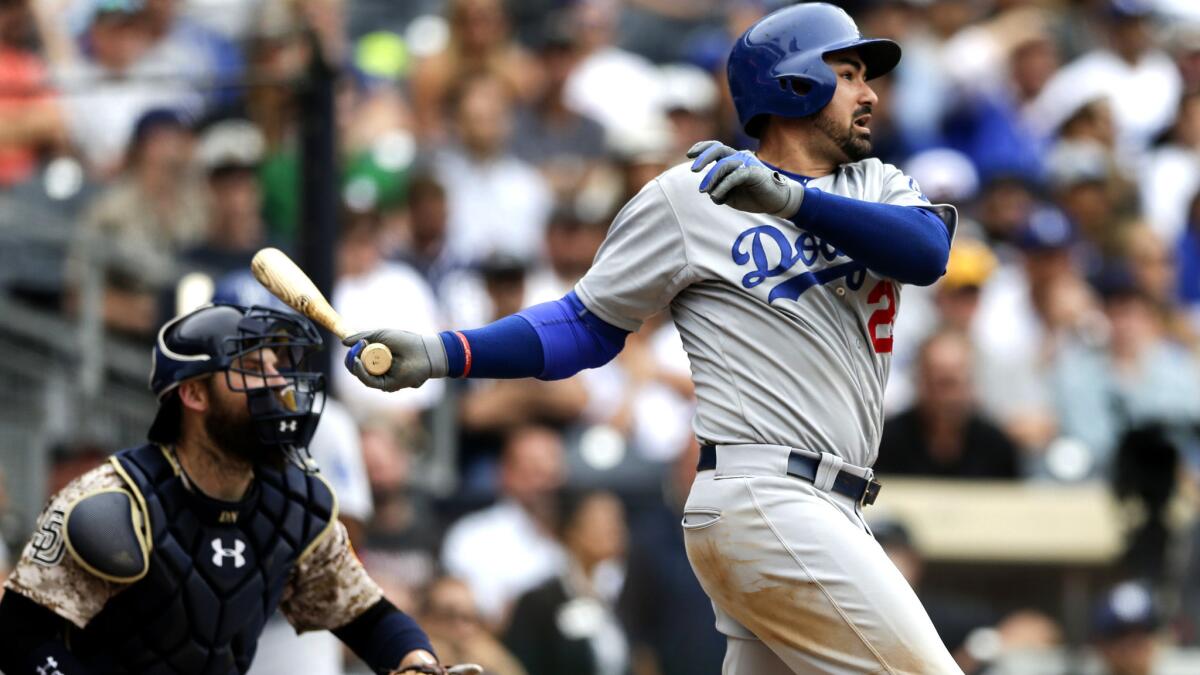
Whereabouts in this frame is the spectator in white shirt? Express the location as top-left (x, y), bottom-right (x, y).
top-left (434, 72), bottom-right (553, 266)
top-left (333, 208), bottom-right (445, 422)
top-left (441, 425), bottom-right (567, 627)
top-left (1033, 0), bottom-right (1181, 156)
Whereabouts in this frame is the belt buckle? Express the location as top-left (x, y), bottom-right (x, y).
top-left (858, 467), bottom-right (881, 507)
top-left (861, 479), bottom-right (882, 506)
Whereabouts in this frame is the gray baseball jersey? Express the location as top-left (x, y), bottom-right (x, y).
top-left (575, 158), bottom-right (956, 468)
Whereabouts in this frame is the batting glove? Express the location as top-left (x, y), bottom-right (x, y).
top-left (687, 140), bottom-right (806, 218)
top-left (342, 329), bottom-right (448, 392)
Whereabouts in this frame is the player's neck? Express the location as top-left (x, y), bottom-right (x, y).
top-left (756, 122), bottom-right (842, 178)
top-left (174, 434), bottom-right (254, 502)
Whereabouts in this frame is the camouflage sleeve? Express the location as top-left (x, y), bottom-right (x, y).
top-left (280, 519), bottom-right (384, 633)
top-left (3, 463), bottom-right (127, 628)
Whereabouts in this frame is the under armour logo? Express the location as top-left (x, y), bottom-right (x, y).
top-left (279, 419), bottom-right (297, 432)
top-left (37, 656), bottom-right (63, 675)
top-left (211, 537), bottom-right (246, 568)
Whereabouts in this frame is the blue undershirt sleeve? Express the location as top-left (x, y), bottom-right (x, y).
top-left (438, 291), bottom-right (629, 380)
top-left (789, 189), bottom-right (951, 286)
top-left (439, 314), bottom-right (545, 378)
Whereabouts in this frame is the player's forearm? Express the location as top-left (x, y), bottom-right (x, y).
top-left (0, 590), bottom-right (95, 674)
top-left (345, 291), bottom-right (628, 389)
top-left (440, 291), bottom-right (628, 379)
top-left (788, 190), bottom-right (951, 286)
top-left (332, 597), bottom-right (435, 672)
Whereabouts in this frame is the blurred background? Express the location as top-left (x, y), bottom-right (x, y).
top-left (0, 0), bottom-right (1200, 673)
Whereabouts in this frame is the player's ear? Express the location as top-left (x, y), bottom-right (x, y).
top-left (177, 377), bottom-right (211, 413)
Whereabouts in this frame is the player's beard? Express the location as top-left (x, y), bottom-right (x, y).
top-left (814, 106), bottom-right (872, 162)
top-left (204, 384), bottom-right (286, 470)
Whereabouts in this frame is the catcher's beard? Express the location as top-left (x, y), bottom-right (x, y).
top-left (814, 106), bottom-right (872, 162)
top-left (204, 383), bottom-right (286, 470)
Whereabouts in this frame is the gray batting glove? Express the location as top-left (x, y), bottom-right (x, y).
top-left (341, 329), bottom-right (448, 392)
top-left (687, 140), bottom-right (805, 218)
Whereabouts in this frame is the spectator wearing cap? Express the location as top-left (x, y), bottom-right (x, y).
top-left (0, 0), bottom-right (66, 188)
top-left (876, 329), bottom-right (1020, 479)
top-left (885, 149), bottom-right (986, 413)
top-left (30, 0), bottom-right (203, 175)
top-left (561, 0), bottom-right (667, 146)
top-left (1052, 264), bottom-right (1200, 473)
top-left (1042, 81), bottom-right (1143, 259)
top-left (936, 239), bottom-right (998, 334)
top-left (1034, 0), bottom-right (1182, 156)
top-left (138, 0), bottom-right (245, 112)
top-left (178, 119), bottom-right (271, 280)
top-left (433, 71), bottom-right (553, 267)
top-left (1091, 581), bottom-right (1161, 675)
top-left (941, 9), bottom-right (1059, 180)
top-left (973, 208), bottom-right (1102, 451)
top-left (511, 15), bottom-right (607, 200)
top-left (1046, 140), bottom-right (1136, 260)
top-left (657, 64), bottom-right (720, 159)
top-left (886, 237), bottom-right (999, 414)
top-left (66, 107), bottom-right (207, 337)
top-left (974, 175), bottom-right (1038, 255)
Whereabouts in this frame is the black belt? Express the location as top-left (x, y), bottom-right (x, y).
top-left (697, 444), bottom-right (881, 506)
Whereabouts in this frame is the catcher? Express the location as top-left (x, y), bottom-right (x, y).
top-left (0, 304), bottom-right (480, 675)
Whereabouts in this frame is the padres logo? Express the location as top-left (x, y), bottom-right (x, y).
top-left (31, 508), bottom-right (66, 566)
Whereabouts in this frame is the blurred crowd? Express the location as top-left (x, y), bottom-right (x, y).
top-left (3, 0), bottom-right (1200, 673)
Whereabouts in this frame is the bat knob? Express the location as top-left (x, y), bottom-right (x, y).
top-left (361, 343), bottom-right (393, 376)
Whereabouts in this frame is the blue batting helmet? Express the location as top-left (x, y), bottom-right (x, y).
top-left (727, 3), bottom-right (901, 137)
top-left (148, 304), bottom-right (325, 451)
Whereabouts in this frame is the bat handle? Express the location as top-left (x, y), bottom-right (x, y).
top-left (339, 325), bottom-right (393, 377)
top-left (360, 343), bottom-right (393, 376)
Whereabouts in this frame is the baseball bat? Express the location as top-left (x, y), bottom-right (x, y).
top-left (250, 247), bottom-right (393, 376)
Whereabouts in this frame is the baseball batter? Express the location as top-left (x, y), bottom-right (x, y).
top-left (342, 3), bottom-right (960, 673)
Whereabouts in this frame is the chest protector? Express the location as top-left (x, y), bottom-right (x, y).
top-left (69, 444), bottom-right (336, 675)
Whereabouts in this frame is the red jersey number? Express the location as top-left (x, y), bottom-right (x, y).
top-left (866, 280), bottom-right (896, 354)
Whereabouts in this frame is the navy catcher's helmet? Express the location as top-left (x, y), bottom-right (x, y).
top-left (727, 3), bottom-right (901, 137)
top-left (148, 304), bottom-right (325, 452)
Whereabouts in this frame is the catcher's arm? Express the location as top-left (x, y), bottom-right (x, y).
top-left (390, 664), bottom-right (483, 675)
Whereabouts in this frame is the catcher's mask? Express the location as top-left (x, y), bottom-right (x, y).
top-left (148, 304), bottom-right (325, 465)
